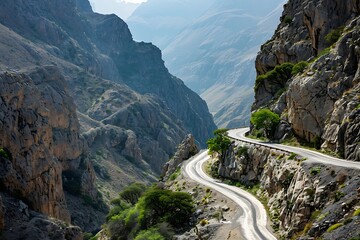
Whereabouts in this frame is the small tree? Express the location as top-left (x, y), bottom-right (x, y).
top-left (206, 129), bottom-right (231, 159)
top-left (250, 109), bottom-right (280, 139)
top-left (120, 182), bottom-right (147, 205)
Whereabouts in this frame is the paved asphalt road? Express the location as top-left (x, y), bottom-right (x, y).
top-left (184, 151), bottom-right (277, 240)
top-left (227, 128), bottom-right (360, 170)
top-left (183, 128), bottom-right (360, 240)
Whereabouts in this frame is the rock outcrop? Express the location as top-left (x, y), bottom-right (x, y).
top-left (253, 0), bottom-right (360, 161)
top-left (161, 134), bottom-right (199, 181)
top-left (0, 68), bottom-right (82, 222)
top-left (1, 192), bottom-right (82, 240)
top-left (217, 142), bottom-right (360, 239)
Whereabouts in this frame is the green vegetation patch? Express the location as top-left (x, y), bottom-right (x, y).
top-left (283, 16), bottom-right (293, 24)
top-left (207, 129), bottom-right (231, 158)
top-left (0, 148), bottom-right (11, 159)
top-left (287, 152), bottom-right (297, 160)
top-left (334, 191), bottom-right (345, 202)
top-left (326, 222), bottom-right (344, 232)
top-left (325, 26), bottom-right (344, 46)
top-left (310, 166), bottom-right (321, 175)
top-left (169, 167), bottom-right (181, 181)
top-left (106, 184), bottom-right (194, 239)
top-left (255, 62), bottom-right (294, 91)
top-left (236, 146), bottom-right (249, 158)
top-left (291, 61), bottom-right (309, 75)
top-left (250, 108), bottom-right (280, 139)
top-left (317, 47), bottom-right (331, 59)
top-left (353, 208), bottom-right (360, 217)
top-left (134, 228), bottom-right (165, 240)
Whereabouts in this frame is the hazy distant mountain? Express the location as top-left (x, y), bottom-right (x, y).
top-left (127, 0), bottom-right (215, 48)
top-left (90, 0), bottom-right (140, 19)
top-left (163, 1), bottom-right (286, 127)
top-left (127, 0), bottom-right (285, 128)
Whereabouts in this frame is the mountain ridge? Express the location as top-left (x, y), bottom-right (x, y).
top-left (0, 0), bottom-right (216, 234)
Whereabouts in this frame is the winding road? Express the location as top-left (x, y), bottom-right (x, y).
top-left (183, 128), bottom-right (360, 240)
top-left (228, 128), bottom-right (360, 170)
top-left (184, 151), bottom-right (277, 240)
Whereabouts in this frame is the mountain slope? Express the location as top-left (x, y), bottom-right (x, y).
top-left (127, 0), bottom-right (215, 48)
top-left (0, 0), bottom-right (216, 233)
top-left (162, 0), bottom-right (285, 127)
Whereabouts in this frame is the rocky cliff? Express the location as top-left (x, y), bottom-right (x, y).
top-left (161, 134), bottom-right (199, 181)
top-left (253, 0), bottom-right (360, 161)
top-left (0, 68), bottom-right (81, 222)
top-left (0, 0), bottom-right (216, 235)
top-left (216, 143), bottom-right (360, 239)
top-left (0, 67), bottom-right (103, 233)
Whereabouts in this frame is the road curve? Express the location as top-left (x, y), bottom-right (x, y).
top-left (228, 128), bottom-right (360, 170)
top-left (183, 151), bottom-right (277, 240)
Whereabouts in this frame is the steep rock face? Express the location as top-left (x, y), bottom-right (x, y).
top-left (217, 143), bottom-right (360, 239)
top-left (0, 68), bottom-right (83, 222)
top-left (253, 0), bottom-right (360, 160)
top-left (161, 134), bottom-right (199, 181)
top-left (255, 0), bottom-right (360, 75)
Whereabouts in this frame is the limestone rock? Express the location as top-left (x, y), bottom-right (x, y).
top-left (162, 134), bottom-right (199, 181)
top-left (253, 0), bottom-right (360, 160)
top-left (0, 69), bottom-right (83, 222)
top-left (218, 142), bottom-right (360, 238)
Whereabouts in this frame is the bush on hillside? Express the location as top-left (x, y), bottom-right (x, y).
top-left (250, 109), bottom-right (280, 139)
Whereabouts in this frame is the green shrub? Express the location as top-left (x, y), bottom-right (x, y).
top-left (134, 228), bottom-right (165, 240)
top-left (169, 168), bottom-right (181, 181)
top-left (107, 186), bottom-right (193, 239)
top-left (348, 236), bottom-right (360, 240)
top-left (287, 152), bottom-right (297, 160)
top-left (120, 182), bottom-right (147, 205)
top-left (284, 16), bottom-right (293, 24)
top-left (107, 205), bottom-right (128, 221)
top-left (250, 109), bottom-right (280, 139)
top-left (353, 208), bottom-right (360, 217)
top-left (83, 232), bottom-right (93, 240)
top-left (310, 210), bottom-right (321, 220)
top-left (291, 61), bottom-right (309, 75)
top-left (318, 47), bottom-right (331, 58)
top-left (325, 27), bottom-right (344, 46)
top-left (207, 129), bottom-right (231, 158)
top-left (138, 187), bottom-right (194, 229)
top-left (0, 148), bottom-right (10, 159)
top-left (236, 146), bottom-right (249, 158)
top-left (326, 223), bottom-right (343, 232)
top-left (310, 167), bottom-right (321, 175)
top-left (334, 191), bottom-right (345, 202)
top-left (255, 62), bottom-right (294, 91)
